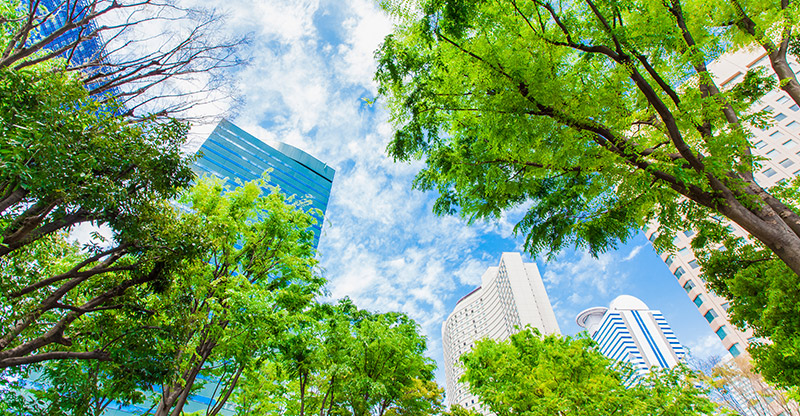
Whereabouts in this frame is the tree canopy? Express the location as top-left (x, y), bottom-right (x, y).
top-left (459, 328), bottom-right (716, 415)
top-left (235, 299), bottom-right (443, 416)
top-left (375, 0), bottom-right (800, 276)
top-left (694, 214), bottom-right (800, 392)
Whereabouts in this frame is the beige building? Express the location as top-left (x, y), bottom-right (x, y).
top-left (646, 48), bottom-right (800, 361)
top-left (441, 252), bottom-right (559, 411)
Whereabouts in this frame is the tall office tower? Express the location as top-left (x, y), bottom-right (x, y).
top-left (576, 295), bottom-right (686, 382)
top-left (441, 252), bottom-right (559, 411)
top-left (33, 0), bottom-right (105, 66)
top-left (193, 119), bottom-right (335, 247)
top-left (645, 48), bottom-right (800, 361)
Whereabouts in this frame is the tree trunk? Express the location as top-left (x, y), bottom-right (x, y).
top-left (768, 45), bottom-right (800, 107)
top-left (719, 192), bottom-right (800, 277)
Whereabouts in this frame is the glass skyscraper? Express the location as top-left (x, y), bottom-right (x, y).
top-left (32, 0), bottom-right (105, 66)
top-left (192, 118), bottom-right (335, 247)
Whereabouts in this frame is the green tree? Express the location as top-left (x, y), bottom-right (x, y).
top-left (151, 175), bottom-right (324, 416)
top-left (694, 213), bottom-right (800, 391)
top-left (459, 328), bottom-right (716, 415)
top-left (0, 65), bottom-right (197, 369)
top-left (236, 299), bottom-right (443, 416)
top-left (375, 0), bottom-right (800, 276)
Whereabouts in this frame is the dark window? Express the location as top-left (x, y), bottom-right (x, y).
top-left (729, 343), bottom-right (741, 358)
top-left (693, 294), bottom-right (704, 307)
top-left (716, 326), bottom-right (727, 340)
top-left (674, 267), bottom-right (685, 278)
top-left (683, 280), bottom-right (696, 293)
top-left (705, 309), bottom-right (719, 323)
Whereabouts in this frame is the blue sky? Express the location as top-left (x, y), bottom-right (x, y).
top-left (183, 0), bottom-right (730, 391)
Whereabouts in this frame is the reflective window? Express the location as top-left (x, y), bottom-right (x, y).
top-left (705, 309), bottom-right (719, 323)
top-left (729, 343), bottom-right (742, 358)
top-left (674, 267), bottom-right (685, 278)
top-left (716, 326), bottom-right (728, 340)
top-left (775, 113), bottom-right (788, 122)
top-left (693, 294), bottom-right (704, 307)
top-left (683, 280), bottom-right (696, 293)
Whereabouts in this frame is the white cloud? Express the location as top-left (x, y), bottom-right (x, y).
top-left (685, 333), bottom-right (729, 360)
top-left (622, 244), bottom-right (645, 261)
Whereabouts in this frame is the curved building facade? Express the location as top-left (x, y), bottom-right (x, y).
top-left (576, 295), bottom-right (685, 383)
top-left (441, 253), bottom-right (559, 411)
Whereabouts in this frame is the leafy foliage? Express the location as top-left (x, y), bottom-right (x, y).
top-left (695, 223), bottom-right (800, 391)
top-left (459, 328), bottom-right (716, 416)
top-left (235, 299), bottom-right (443, 416)
top-left (150, 175), bottom-right (324, 416)
top-left (375, 0), bottom-right (800, 277)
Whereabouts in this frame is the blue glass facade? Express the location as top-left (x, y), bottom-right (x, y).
top-left (30, 0), bottom-right (105, 66)
top-left (193, 118), bottom-right (335, 247)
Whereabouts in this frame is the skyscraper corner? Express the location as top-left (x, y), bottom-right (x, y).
top-left (192, 118), bottom-right (335, 248)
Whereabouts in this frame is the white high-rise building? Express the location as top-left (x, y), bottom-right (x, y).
top-left (576, 295), bottom-right (686, 382)
top-left (645, 48), bottom-right (800, 362)
top-left (441, 252), bottom-right (559, 411)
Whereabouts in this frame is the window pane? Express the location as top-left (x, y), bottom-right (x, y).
top-left (721, 302), bottom-right (729, 311)
top-left (683, 280), bottom-right (696, 292)
top-left (716, 326), bottom-right (728, 340)
top-left (777, 96), bottom-right (790, 104)
top-left (693, 294), bottom-right (704, 307)
top-left (783, 139), bottom-right (796, 148)
top-left (688, 259), bottom-right (699, 269)
top-left (771, 130), bottom-right (785, 138)
top-left (704, 309), bottom-right (719, 323)
top-left (674, 266), bottom-right (685, 278)
top-left (729, 343), bottom-right (741, 358)
top-left (764, 168), bottom-right (777, 177)
top-left (665, 255), bottom-right (674, 266)
top-left (791, 104), bottom-right (799, 111)
top-left (775, 113), bottom-right (788, 121)
top-left (755, 140), bottom-right (767, 149)
top-left (781, 158), bottom-right (795, 168)
top-left (683, 230), bottom-right (695, 237)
